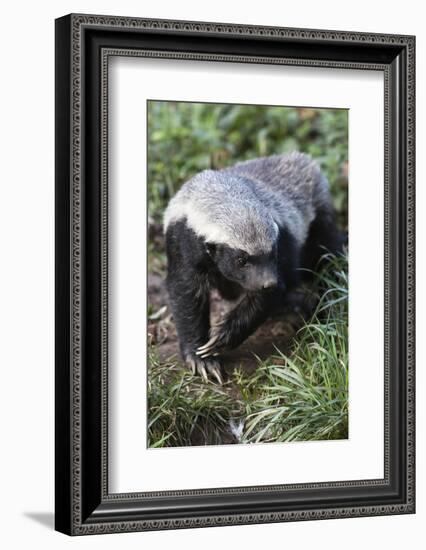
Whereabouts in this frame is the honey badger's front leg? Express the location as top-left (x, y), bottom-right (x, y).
top-left (165, 223), bottom-right (223, 384)
top-left (166, 266), bottom-right (224, 384)
top-left (196, 291), bottom-right (275, 358)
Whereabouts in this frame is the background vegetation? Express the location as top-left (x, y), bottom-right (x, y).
top-left (148, 102), bottom-right (348, 227)
top-left (147, 100), bottom-right (348, 447)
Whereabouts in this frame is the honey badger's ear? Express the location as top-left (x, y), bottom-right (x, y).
top-left (205, 242), bottom-right (216, 257)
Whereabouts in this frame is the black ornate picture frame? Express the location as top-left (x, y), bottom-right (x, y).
top-left (55, 13), bottom-right (415, 535)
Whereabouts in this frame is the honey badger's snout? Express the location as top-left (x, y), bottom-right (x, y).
top-left (247, 264), bottom-right (278, 291)
top-left (262, 274), bottom-right (278, 289)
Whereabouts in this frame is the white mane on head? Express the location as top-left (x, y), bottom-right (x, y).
top-left (164, 170), bottom-right (278, 255)
top-left (164, 153), bottom-right (330, 253)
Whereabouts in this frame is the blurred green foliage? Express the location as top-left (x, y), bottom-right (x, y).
top-left (147, 101), bottom-right (348, 228)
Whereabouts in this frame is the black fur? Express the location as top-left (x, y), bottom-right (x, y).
top-left (165, 220), bottom-right (211, 360)
top-left (300, 205), bottom-right (343, 274)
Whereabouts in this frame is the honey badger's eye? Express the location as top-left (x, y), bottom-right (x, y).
top-left (238, 256), bottom-right (247, 267)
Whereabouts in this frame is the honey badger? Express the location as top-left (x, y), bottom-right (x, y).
top-left (164, 152), bottom-right (343, 383)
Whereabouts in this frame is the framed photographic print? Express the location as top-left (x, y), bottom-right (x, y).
top-left (55, 14), bottom-right (415, 535)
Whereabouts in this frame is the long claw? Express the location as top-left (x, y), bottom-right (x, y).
top-left (210, 366), bottom-right (223, 385)
top-left (202, 346), bottom-right (217, 357)
top-left (197, 334), bottom-right (220, 352)
top-left (187, 357), bottom-right (197, 375)
top-left (186, 354), bottom-right (223, 383)
top-left (198, 363), bottom-right (208, 382)
top-left (196, 344), bottom-right (216, 355)
top-left (195, 348), bottom-right (215, 358)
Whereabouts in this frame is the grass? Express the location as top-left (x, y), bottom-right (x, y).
top-left (148, 252), bottom-right (348, 447)
top-left (238, 252), bottom-right (348, 443)
top-left (148, 349), bottom-right (239, 447)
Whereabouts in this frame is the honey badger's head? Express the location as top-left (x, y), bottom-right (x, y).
top-left (206, 240), bottom-right (279, 292)
top-left (203, 200), bottom-right (280, 292)
top-left (163, 170), bottom-right (282, 291)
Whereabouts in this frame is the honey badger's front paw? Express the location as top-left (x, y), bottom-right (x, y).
top-left (185, 353), bottom-right (224, 384)
top-left (195, 320), bottom-right (231, 359)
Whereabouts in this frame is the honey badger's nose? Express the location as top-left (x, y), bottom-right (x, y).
top-left (262, 277), bottom-right (278, 289)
